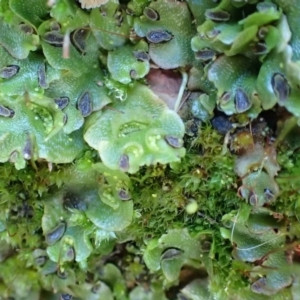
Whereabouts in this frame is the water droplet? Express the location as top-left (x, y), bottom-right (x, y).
top-left (45, 222), bottom-right (66, 245)
top-left (77, 91), bottom-right (93, 117)
top-left (119, 154), bottom-right (129, 172)
top-left (235, 88), bottom-right (252, 113)
top-left (146, 30), bottom-right (173, 43)
top-left (205, 10), bottom-right (230, 22)
top-left (0, 105), bottom-right (14, 118)
top-left (271, 73), bottom-right (290, 103)
top-left (165, 136), bottom-right (183, 148)
top-left (0, 65), bottom-right (20, 79)
top-left (43, 31), bottom-right (64, 46)
top-left (143, 7), bottom-right (160, 20)
top-left (161, 248), bottom-right (183, 260)
top-left (71, 28), bottom-right (90, 54)
top-left (54, 96), bottom-right (69, 110)
top-left (186, 200), bottom-right (198, 214)
top-left (38, 63), bottom-right (47, 89)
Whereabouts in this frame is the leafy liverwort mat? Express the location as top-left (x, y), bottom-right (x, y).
top-left (0, 0), bottom-right (300, 299)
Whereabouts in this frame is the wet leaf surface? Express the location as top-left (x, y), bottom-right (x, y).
top-left (134, 0), bottom-right (196, 69)
top-left (84, 83), bottom-right (185, 173)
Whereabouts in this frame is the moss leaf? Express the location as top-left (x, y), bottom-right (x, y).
top-left (107, 40), bottom-right (150, 84)
top-left (9, 0), bottom-right (50, 29)
top-left (85, 189), bottom-right (133, 231)
top-left (134, 0), bottom-right (196, 69)
top-left (0, 94), bottom-right (84, 168)
top-left (84, 83), bottom-right (185, 173)
top-left (0, 18), bottom-right (39, 59)
top-left (90, 2), bottom-right (130, 51)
